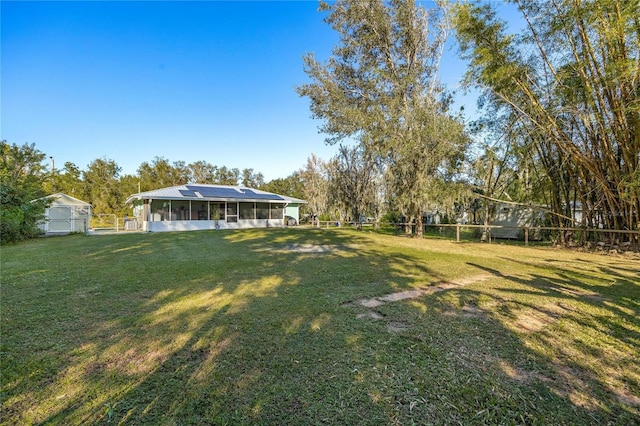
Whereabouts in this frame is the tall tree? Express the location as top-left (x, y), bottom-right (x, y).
top-left (137, 156), bottom-right (189, 190)
top-left (455, 0), bottom-right (640, 240)
top-left (46, 162), bottom-right (84, 198)
top-left (212, 166), bottom-right (239, 185)
top-left (297, 0), bottom-right (468, 236)
top-left (299, 154), bottom-right (330, 220)
top-left (261, 172), bottom-right (305, 199)
top-left (241, 168), bottom-right (265, 188)
top-left (188, 160), bottom-right (217, 184)
top-left (118, 174), bottom-right (141, 215)
top-left (327, 144), bottom-right (382, 229)
top-left (0, 141), bottom-right (48, 243)
top-left (83, 158), bottom-right (122, 215)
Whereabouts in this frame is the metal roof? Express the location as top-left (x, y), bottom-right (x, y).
top-left (126, 184), bottom-right (306, 204)
top-left (32, 193), bottom-right (91, 207)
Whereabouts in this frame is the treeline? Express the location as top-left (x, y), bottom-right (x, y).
top-left (1, 138), bottom-right (465, 244)
top-left (50, 155), bottom-right (277, 217)
top-left (0, 140), bottom-right (306, 243)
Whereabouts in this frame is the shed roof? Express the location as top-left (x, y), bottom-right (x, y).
top-left (34, 193), bottom-right (91, 207)
top-left (126, 184), bottom-right (306, 204)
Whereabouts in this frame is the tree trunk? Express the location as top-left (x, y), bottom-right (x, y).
top-left (416, 214), bottom-right (424, 238)
top-left (405, 215), bottom-right (414, 236)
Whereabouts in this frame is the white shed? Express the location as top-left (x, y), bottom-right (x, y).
top-left (37, 193), bottom-right (91, 234)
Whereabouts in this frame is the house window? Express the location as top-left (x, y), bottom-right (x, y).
top-left (239, 202), bottom-right (255, 220)
top-left (256, 203), bottom-right (269, 219)
top-left (270, 203), bottom-right (284, 219)
top-left (226, 203), bottom-right (238, 223)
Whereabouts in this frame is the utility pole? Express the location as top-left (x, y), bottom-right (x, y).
top-left (49, 156), bottom-right (55, 189)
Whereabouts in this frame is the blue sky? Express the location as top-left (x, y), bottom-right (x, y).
top-left (2, 0), bottom-right (485, 181)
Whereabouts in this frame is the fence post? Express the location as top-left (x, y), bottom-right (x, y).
top-left (456, 224), bottom-right (460, 242)
top-left (524, 227), bottom-right (529, 246)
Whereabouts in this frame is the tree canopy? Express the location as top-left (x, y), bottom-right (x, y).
top-left (454, 0), bottom-right (639, 234)
top-left (297, 0), bottom-right (469, 235)
top-left (0, 141), bottom-right (48, 243)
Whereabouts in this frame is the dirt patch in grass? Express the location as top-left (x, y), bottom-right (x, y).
top-left (510, 302), bottom-right (579, 334)
top-left (440, 304), bottom-right (485, 318)
top-left (549, 286), bottom-right (607, 301)
top-left (460, 305), bottom-right (484, 317)
top-left (614, 389), bottom-right (640, 407)
top-left (513, 310), bottom-right (552, 333)
top-left (497, 358), bottom-right (543, 383)
top-left (386, 321), bottom-right (410, 333)
top-left (356, 311), bottom-right (385, 320)
top-left (359, 298), bottom-right (385, 308)
top-left (357, 273), bottom-right (493, 309)
top-left (280, 244), bottom-right (339, 253)
top-left (352, 273), bottom-right (494, 333)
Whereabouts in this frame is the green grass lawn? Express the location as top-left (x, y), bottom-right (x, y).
top-left (2, 228), bottom-right (639, 425)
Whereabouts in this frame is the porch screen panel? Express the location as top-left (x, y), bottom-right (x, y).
top-left (194, 202), bottom-right (208, 220)
top-left (239, 202), bottom-right (255, 220)
top-left (226, 203), bottom-right (238, 222)
top-left (151, 201), bottom-right (170, 221)
top-left (269, 203), bottom-right (284, 219)
top-left (210, 202), bottom-right (225, 220)
top-left (172, 200), bottom-right (190, 220)
top-left (256, 203), bottom-right (269, 219)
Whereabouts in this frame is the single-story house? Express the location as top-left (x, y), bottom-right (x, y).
top-left (36, 193), bottom-right (91, 235)
top-left (125, 184), bottom-right (306, 232)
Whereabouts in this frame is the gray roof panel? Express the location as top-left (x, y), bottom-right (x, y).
top-left (187, 185), bottom-right (244, 198)
top-left (241, 189), bottom-right (284, 200)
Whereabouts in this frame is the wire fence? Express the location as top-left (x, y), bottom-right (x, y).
top-left (78, 216), bottom-right (639, 251)
top-left (88, 215), bottom-right (143, 233)
top-left (42, 218), bottom-right (89, 234)
top-left (313, 221), bottom-right (639, 250)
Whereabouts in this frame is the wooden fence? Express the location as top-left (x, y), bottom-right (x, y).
top-left (312, 221), bottom-right (639, 249)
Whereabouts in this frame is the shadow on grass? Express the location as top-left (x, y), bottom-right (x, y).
top-left (459, 259), bottom-right (640, 417)
top-left (1, 229), bottom-right (638, 424)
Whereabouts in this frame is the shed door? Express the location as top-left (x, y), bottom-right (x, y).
top-left (48, 207), bottom-right (72, 232)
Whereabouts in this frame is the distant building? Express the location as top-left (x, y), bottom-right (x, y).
top-left (490, 203), bottom-right (546, 239)
top-left (35, 193), bottom-right (91, 235)
top-left (125, 184), bottom-right (306, 233)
